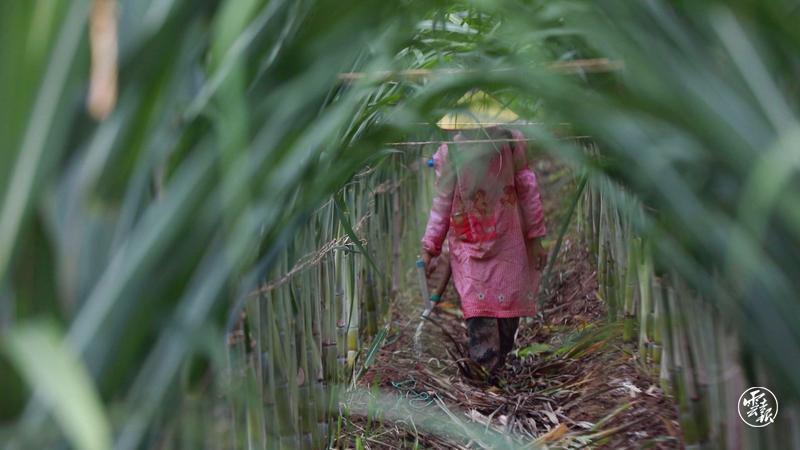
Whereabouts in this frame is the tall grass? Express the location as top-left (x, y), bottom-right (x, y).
top-left (581, 172), bottom-right (800, 448)
top-left (0, 0), bottom-right (450, 447)
top-left (222, 152), bottom-right (436, 448)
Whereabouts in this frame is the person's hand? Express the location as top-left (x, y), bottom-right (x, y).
top-left (527, 238), bottom-right (547, 271)
top-left (421, 249), bottom-right (436, 276)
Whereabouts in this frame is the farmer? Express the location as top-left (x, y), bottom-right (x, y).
top-left (421, 91), bottom-right (547, 376)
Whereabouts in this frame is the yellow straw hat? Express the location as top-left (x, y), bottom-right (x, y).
top-left (436, 90), bottom-right (520, 131)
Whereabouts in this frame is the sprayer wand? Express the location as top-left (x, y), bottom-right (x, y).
top-left (413, 256), bottom-right (452, 356)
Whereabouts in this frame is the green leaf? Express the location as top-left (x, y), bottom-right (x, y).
top-left (537, 172), bottom-right (588, 315)
top-left (334, 192), bottom-right (384, 278)
top-left (3, 322), bottom-right (111, 450)
top-left (362, 327), bottom-right (388, 369)
top-left (517, 342), bottom-right (553, 358)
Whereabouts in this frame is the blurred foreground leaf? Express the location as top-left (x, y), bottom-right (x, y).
top-left (3, 322), bottom-right (110, 450)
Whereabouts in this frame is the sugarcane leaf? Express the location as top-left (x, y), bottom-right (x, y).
top-left (516, 342), bottom-right (553, 358)
top-left (537, 172), bottom-right (588, 314)
top-left (0, 0), bottom-right (91, 280)
top-left (362, 327), bottom-right (387, 370)
top-left (334, 192), bottom-right (384, 278)
top-left (3, 322), bottom-right (111, 450)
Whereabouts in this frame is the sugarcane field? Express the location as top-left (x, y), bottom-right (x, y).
top-left (2, 1), bottom-right (800, 449)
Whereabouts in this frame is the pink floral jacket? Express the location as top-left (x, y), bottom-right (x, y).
top-left (421, 129), bottom-right (546, 318)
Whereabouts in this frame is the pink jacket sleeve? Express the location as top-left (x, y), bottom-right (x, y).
top-left (421, 144), bottom-right (454, 256)
top-left (511, 130), bottom-right (547, 239)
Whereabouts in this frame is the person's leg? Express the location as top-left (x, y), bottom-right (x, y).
top-left (466, 317), bottom-right (502, 373)
top-left (498, 317), bottom-right (520, 357)
top-left (497, 317), bottom-right (520, 369)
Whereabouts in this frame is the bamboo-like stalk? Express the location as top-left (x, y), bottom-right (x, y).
top-left (622, 237), bottom-right (638, 343)
top-left (363, 270), bottom-right (378, 336)
top-left (610, 201), bottom-right (626, 321)
top-left (244, 296), bottom-right (267, 448)
top-left (575, 180), bottom-right (584, 245)
top-left (637, 240), bottom-right (652, 365)
top-left (261, 291), bottom-right (279, 445)
top-left (334, 239), bottom-right (348, 373)
top-left (391, 163), bottom-right (404, 299)
top-left (319, 205), bottom-right (340, 386)
top-left (651, 277), bottom-right (663, 368)
top-left (605, 193), bottom-right (620, 322)
top-left (668, 284), bottom-right (697, 446)
top-left (657, 283), bottom-right (672, 396)
top-left (703, 293), bottom-right (727, 450)
top-left (276, 256), bottom-right (302, 448)
top-left (681, 287), bottom-right (710, 446)
top-left (291, 259), bottom-right (310, 448)
top-left (588, 189), bottom-right (594, 255)
top-left (596, 190), bottom-right (608, 304)
top-left (343, 246), bottom-right (359, 369)
top-left (226, 321), bottom-right (248, 450)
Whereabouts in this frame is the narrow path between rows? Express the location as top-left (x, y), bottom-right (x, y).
top-left (340, 157), bottom-right (682, 449)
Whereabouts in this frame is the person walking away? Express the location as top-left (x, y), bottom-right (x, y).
top-left (421, 123), bottom-right (547, 377)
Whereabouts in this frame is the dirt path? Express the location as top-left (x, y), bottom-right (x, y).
top-left (341, 158), bottom-right (682, 449)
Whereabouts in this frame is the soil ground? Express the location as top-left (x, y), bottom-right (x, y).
top-left (337, 157), bottom-right (683, 449)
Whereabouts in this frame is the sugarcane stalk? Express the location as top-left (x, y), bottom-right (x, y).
top-left (610, 202), bottom-right (626, 321)
top-left (226, 324), bottom-right (247, 450)
top-left (586, 180), bottom-right (595, 256)
top-left (333, 237), bottom-right (347, 371)
top-left (656, 281), bottom-right (674, 396)
top-left (302, 257), bottom-right (327, 449)
top-left (261, 290), bottom-right (279, 445)
top-left (288, 276), bottom-right (311, 449)
top-left (622, 237), bottom-right (639, 342)
top-left (651, 278), bottom-right (664, 367)
top-left (596, 187), bottom-right (606, 282)
top-left (637, 239), bottom-right (653, 365)
top-left (673, 281), bottom-right (705, 447)
top-left (244, 296), bottom-right (267, 448)
top-left (343, 253), bottom-right (359, 369)
top-left (273, 262), bottom-right (301, 447)
top-left (596, 188), bottom-right (610, 314)
top-left (363, 270), bottom-right (378, 336)
top-left (683, 290), bottom-right (710, 446)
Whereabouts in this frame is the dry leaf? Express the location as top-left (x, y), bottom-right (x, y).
top-left (537, 423), bottom-right (567, 443)
top-left (88, 0), bottom-right (118, 120)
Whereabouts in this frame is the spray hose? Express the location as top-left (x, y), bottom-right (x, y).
top-left (415, 259), bottom-right (434, 319)
top-left (413, 256), bottom-right (453, 357)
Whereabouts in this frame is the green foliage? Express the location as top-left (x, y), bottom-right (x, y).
top-left (516, 342), bottom-right (553, 358)
top-left (2, 0), bottom-right (800, 448)
top-left (3, 322), bottom-right (111, 450)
